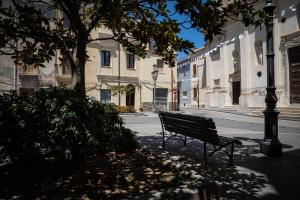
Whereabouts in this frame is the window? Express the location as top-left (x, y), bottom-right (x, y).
top-left (183, 65), bottom-right (186, 77)
top-left (211, 48), bottom-right (220, 61)
top-left (182, 91), bottom-right (187, 99)
top-left (127, 53), bottom-right (135, 69)
top-left (149, 40), bottom-right (157, 50)
top-left (60, 54), bottom-right (71, 75)
top-left (34, 3), bottom-right (55, 18)
top-left (101, 50), bottom-right (111, 66)
top-left (63, 16), bottom-right (70, 28)
top-left (157, 59), bottom-right (164, 72)
top-left (100, 89), bottom-right (111, 103)
top-left (193, 64), bottom-right (197, 77)
top-left (58, 13), bottom-right (70, 28)
top-left (155, 88), bottom-right (168, 105)
top-left (193, 88), bottom-right (197, 99)
top-left (214, 79), bottom-right (220, 88)
top-left (254, 40), bottom-right (263, 67)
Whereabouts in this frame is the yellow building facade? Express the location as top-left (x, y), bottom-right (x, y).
top-left (85, 27), bottom-right (177, 111)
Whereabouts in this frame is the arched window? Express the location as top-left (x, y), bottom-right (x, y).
top-left (232, 50), bottom-right (239, 72)
top-left (255, 40), bottom-right (263, 67)
top-left (193, 64), bottom-right (197, 77)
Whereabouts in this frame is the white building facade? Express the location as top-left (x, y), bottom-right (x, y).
top-left (184, 0), bottom-right (300, 110)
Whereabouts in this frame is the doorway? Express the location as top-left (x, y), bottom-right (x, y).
top-left (288, 46), bottom-right (300, 103)
top-left (232, 81), bottom-right (240, 105)
top-left (155, 88), bottom-right (168, 110)
top-left (126, 84), bottom-right (135, 110)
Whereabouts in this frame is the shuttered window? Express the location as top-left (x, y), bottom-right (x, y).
top-left (101, 50), bottom-right (111, 66)
top-left (100, 89), bottom-right (111, 103)
top-left (127, 54), bottom-right (135, 69)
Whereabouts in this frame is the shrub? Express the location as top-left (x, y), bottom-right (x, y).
top-left (0, 87), bottom-right (137, 167)
top-left (117, 106), bottom-right (136, 113)
top-left (117, 106), bottom-right (128, 113)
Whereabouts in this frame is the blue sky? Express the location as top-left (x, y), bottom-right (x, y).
top-left (177, 27), bottom-right (205, 61)
top-left (165, 2), bottom-right (205, 61)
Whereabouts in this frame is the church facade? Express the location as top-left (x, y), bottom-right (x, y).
top-left (179, 0), bottom-right (300, 110)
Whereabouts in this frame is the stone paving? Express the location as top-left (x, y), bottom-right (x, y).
top-left (122, 110), bottom-right (300, 200)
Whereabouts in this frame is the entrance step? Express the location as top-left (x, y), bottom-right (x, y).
top-left (250, 106), bottom-right (300, 119)
top-left (222, 105), bottom-right (238, 111)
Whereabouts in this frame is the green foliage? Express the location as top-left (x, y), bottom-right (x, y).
top-left (0, 87), bottom-right (137, 166)
top-left (175, 0), bottom-right (267, 42)
top-left (107, 85), bottom-right (134, 96)
top-left (0, 0), bottom-right (269, 95)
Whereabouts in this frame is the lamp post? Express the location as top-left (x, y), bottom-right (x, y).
top-left (151, 64), bottom-right (158, 112)
top-left (260, 0), bottom-right (282, 156)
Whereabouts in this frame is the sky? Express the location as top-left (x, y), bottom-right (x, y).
top-left (165, 2), bottom-right (205, 61)
top-left (177, 27), bottom-right (205, 61)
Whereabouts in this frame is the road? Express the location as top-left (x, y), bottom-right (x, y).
top-left (123, 110), bottom-right (300, 152)
top-left (122, 110), bottom-right (300, 199)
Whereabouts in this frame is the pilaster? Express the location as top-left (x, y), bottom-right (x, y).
top-left (239, 28), bottom-right (251, 107)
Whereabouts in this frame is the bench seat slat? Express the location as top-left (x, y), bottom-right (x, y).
top-left (166, 126), bottom-right (220, 145)
top-left (163, 113), bottom-right (216, 129)
top-left (165, 123), bottom-right (218, 140)
top-left (164, 118), bottom-right (218, 134)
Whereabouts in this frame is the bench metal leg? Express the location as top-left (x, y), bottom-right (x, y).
top-left (203, 141), bottom-right (207, 166)
top-left (162, 130), bottom-right (165, 150)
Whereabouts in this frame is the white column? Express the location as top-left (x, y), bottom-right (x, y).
top-left (222, 42), bottom-right (231, 107)
top-left (205, 51), bottom-right (213, 107)
top-left (239, 29), bottom-right (251, 108)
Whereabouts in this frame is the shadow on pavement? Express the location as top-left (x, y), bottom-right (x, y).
top-left (137, 134), bottom-right (300, 200)
top-left (235, 137), bottom-right (300, 200)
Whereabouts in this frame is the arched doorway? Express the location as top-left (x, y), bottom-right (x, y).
top-left (231, 49), bottom-right (241, 105)
top-left (126, 84), bottom-right (135, 110)
top-left (288, 46), bottom-right (300, 103)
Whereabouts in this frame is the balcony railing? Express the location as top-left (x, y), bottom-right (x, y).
top-left (18, 65), bottom-right (40, 89)
top-left (19, 65), bottom-right (39, 75)
top-left (55, 64), bottom-right (72, 84)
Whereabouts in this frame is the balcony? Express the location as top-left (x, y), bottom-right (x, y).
top-left (19, 65), bottom-right (40, 89)
top-left (55, 64), bottom-right (72, 85)
top-left (19, 65), bottom-right (39, 75)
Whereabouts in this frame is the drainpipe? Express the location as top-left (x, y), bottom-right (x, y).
top-left (118, 42), bottom-right (121, 106)
top-left (197, 65), bottom-right (200, 109)
top-left (177, 80), bottom-right (181, 111)
top-left (171, 67), bottom-right (174, 111)
top-left (14, 27), bottom-right (18, 91)
top-left (14, 57), bottom-right (18, 91)
top-left (140, 84), bottom-right (142, 111)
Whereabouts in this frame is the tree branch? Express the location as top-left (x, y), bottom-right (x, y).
top-left (88, 37), bottom-right (116, 43)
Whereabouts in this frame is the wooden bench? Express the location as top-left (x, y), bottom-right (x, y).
top-left (158, 111), bottom-right (242, 165)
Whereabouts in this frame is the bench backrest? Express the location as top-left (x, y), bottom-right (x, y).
top-left (158, 111), bottom-right (220, 145)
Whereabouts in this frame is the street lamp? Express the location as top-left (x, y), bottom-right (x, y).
top-left (260, 0), bottom-right (282, 156)
top-left (151, 64), bottom-right (158, 112)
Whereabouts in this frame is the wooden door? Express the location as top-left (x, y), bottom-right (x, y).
top-left (126, 85), bottom-right (135, 111)
top-left (288, 46), bottom-right (300, 103)
top-left (232, 81), bottom-right (240, 105)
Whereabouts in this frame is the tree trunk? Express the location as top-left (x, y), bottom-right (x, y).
top-left (71, 32), bottom-right (88, 98)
